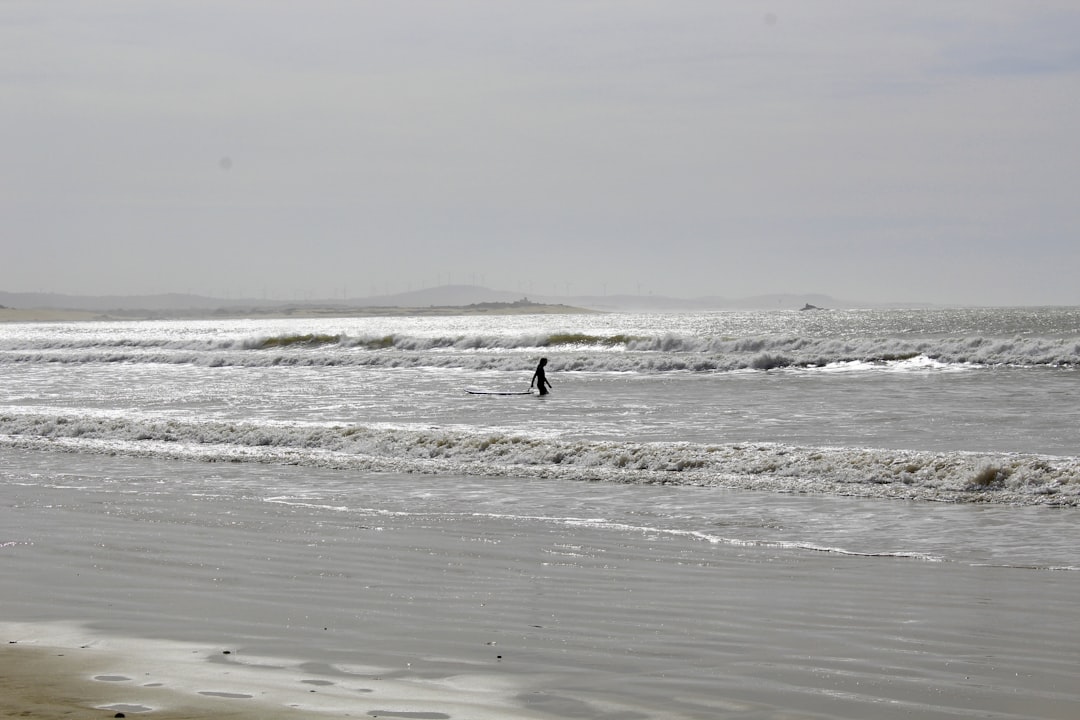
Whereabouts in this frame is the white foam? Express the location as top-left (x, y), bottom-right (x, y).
top-left (4, 328), bottom-right (1080, 371)
top-left (3, 411), bottom-right (1079, 506)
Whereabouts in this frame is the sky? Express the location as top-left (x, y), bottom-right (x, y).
top-left (3, 1), bottom-right (1079, 306)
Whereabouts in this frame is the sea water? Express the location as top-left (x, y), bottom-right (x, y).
top-left (3, 308), bottom-right (1080, 560)
top-left (3, 308), bottom-right (1080, 498)
top-left (2, 308), bottom-right (1080, 717)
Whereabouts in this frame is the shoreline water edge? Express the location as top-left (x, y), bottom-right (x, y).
top-left (3, 308), bottom-right (1079, 717)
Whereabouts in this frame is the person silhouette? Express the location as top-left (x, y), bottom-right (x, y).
top-left (530, 357), bottom-right (552, 396)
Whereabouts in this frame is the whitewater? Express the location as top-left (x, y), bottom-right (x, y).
top-left (2, 307), bottom-right (1079, 507)
top-left (4, 307), bottom-right (1080, 719)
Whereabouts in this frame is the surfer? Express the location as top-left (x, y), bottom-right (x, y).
top-left (530, 357), bottom-right (552, 396)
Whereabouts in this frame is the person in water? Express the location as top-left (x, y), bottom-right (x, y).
top-left (531, 357), bottom-right (552, 396)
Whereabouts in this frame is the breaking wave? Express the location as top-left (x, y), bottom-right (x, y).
top-left (3, 331), bottom-right (1080, 372)
top-left (2, 411), bottom-right (1077, 506)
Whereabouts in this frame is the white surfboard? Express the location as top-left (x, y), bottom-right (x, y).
top-left (464, 389), bottom-right (535, 396)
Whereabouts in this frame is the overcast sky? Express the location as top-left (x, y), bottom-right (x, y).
top-left (3, 2), bottom-right (1079, 305)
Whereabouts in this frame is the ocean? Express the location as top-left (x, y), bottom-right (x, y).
top-left (3, 307), bottom-right (1079, 718)
top-left (4, 307), bottom-right (1080, 504)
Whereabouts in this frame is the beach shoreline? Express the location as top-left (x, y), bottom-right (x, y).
top-left (0, 642), bottom-right (276, 720)
top-left (0, 629), bottom-right (542, 720)
top-left (4, 449), bottom-right (1080, 719)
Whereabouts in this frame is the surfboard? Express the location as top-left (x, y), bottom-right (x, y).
top-left (464, 389), bottom-right (535, 396)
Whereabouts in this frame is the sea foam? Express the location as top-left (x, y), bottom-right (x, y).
top-left (3, 331), bottom-right (1080, 371)
top-left (3, 411), bottom-right (1077, 506)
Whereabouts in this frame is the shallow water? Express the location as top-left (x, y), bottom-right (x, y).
top-left (3, 310), bottom-right (1080, 505)
top-left (3, 450), bottom-right (1079, 719)
top-left (3, 309), bottom-right (1080, 716)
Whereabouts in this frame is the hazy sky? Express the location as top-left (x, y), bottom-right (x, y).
top-left (4, 1), bottom-right (1079, 305)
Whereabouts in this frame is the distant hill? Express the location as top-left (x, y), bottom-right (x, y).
top-left (348, 288), bottom-right (920, 311)
top-left (348, 285), bottom-right (528, 308)
top-left (0, 291), bottom-right (233, 312)
top-left (0, 287), bottom-right (932, 315)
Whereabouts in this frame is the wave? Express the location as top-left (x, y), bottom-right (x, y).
top-left (3, 331), bottom-right (1080, 372)
top-left (259, 496), bottom-right (952, 563)
top-left (2, 411), bottom-right (1077, 507)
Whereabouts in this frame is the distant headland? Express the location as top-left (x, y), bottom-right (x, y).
top-left (0, 286), bottom-right (937, 322)
top-left (0, 296), bottom-right (592, 322)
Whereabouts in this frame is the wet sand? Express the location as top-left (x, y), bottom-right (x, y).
top-left (3, 456), bottom-right (1079, 719)
top-left (0, 644), bottom-right (298, 720)
top-left (0, 635), bottom-right (535, 719)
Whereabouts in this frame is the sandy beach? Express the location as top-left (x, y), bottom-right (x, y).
top-left (1, 642), bottom-right (320, 720)
top-left (0, 632), bottom-right (544, 719)
top-left (3, 448), bottom-right (1079, 719)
